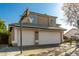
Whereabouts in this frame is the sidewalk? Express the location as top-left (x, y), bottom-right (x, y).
top-left (0, 47), bottom-right (20, 56)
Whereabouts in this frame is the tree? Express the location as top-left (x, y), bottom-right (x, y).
top-left (0, 18), bottom-right (7, 33)
top-left (0, 18), bottom-right (10, 44)
top-left (62, 3), bottom-right (79, 27)
top-left (62, 3), bottom-right (79, 46)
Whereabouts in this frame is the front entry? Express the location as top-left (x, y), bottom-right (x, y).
top-left (35, 31), bottom-right (39, 45)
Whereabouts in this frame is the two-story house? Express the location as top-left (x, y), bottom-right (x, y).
top-left (9, 9), bottom-right (66, 46)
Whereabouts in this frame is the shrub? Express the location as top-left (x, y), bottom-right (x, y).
top-left (63, 36), bottom-right (70, 42)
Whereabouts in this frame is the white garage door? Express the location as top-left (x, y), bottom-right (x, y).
top-left (39, 31), bottom-right (61, 45)
top-left (17, 30), bottom-right (34, 46)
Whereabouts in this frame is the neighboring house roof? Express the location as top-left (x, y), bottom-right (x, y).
top-left (64, 28), bottom-right (79, 38)
top-left (65, 28), bottom-right (79, 35)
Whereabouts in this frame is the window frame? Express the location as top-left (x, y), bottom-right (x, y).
top-left (29, 15), bottom-right (38, 24)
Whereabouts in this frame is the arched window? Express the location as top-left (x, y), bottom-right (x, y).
top-left (49, 18), bottom-right (56, 26)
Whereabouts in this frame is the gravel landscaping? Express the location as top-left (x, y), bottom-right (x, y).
top-left (70, 46), bottom-right (79, 56)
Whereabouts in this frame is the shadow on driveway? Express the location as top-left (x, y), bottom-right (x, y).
top-left (0, 47), bottom-right (20, 52)
top-left (23, 44), bottom-right (59, 51)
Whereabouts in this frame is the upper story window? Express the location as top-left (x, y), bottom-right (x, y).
top-left (29, 16), bottom-right (38, 24)
top-left (49, 18), bottom-right (56, 25)
top-left (50, 19), bottom-right (54, 24)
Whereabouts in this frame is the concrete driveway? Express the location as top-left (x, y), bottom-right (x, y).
top-left (0, 43), bottom-right (76, 56)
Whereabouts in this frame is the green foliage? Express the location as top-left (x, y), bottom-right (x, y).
top-left (0, 19), bottom-right (7, 32)
top-left (0, 31), bottom-right (10, 36)
top-left (0, 18), bottom-right (10, 36)
top-left (0, 18), bottom-right (10, 45)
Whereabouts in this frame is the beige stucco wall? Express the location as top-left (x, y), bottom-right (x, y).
top-left (38, 15), bottom-right (49, 25)
top-left (10, 27), bottom-right (18, 46)
top-left (14, 27), bottom-right (18, 44)
top-left (22, 17), bottom-right (29, 23)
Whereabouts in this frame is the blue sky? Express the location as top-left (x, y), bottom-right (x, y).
top-left (0, 3), bottom-right (73, 30)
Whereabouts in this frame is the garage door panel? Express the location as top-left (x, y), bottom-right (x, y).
top-left (22, 30), bottom-right (34, 45)
top-left (39, 31), bottom-right (60, 45)
top-left (17, 30), bottom-right (34, 46)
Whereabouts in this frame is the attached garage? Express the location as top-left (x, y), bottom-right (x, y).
top-left (11, 27), bottom-right (64, 46)
top-left (39, 31), bottom-right (61, 45)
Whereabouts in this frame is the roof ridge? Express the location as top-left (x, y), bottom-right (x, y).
top-left (30, 11), bottom-right (57, 18)
top-left (64, 28), bottom-right (79, 35)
